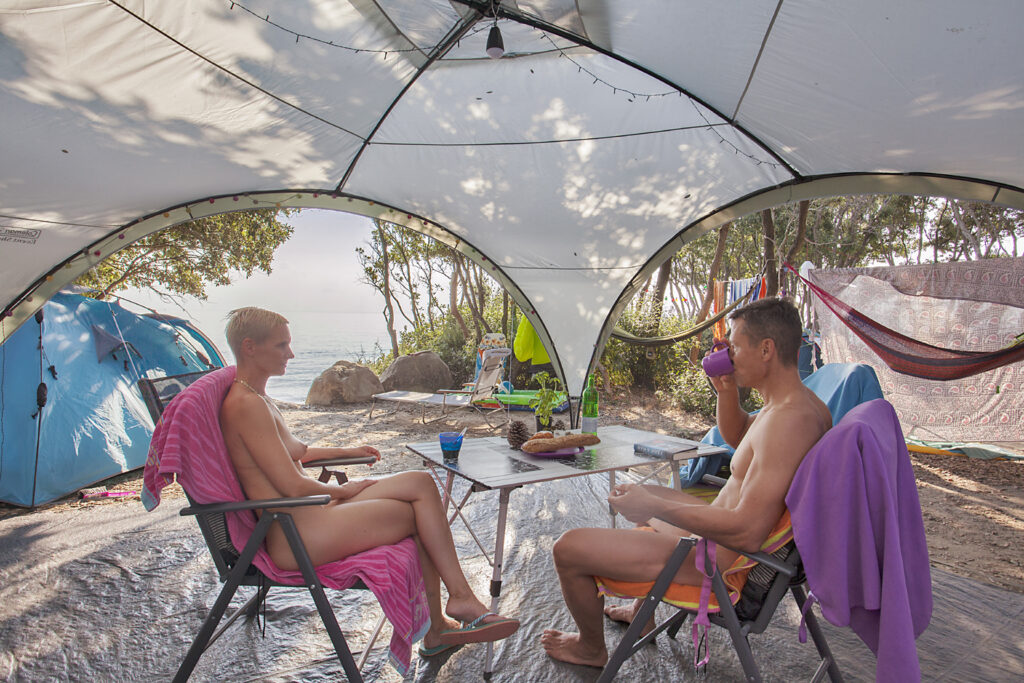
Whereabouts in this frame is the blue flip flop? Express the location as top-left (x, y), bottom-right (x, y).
top-left (418, 642), bottom-right (463, 658)
top-left (438, 611), bottom-right (521, 646)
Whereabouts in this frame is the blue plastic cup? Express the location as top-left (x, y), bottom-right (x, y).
top-left (439, 432), bottom-right (464, 462)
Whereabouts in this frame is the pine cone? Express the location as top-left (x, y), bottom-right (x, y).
top-left (507, 420), bottom-right (530, 450)
top-left (552, 419), bottom-right (567, 432)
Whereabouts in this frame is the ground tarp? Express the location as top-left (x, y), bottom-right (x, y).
top-left (1, 473), bottom-right (1022, 682)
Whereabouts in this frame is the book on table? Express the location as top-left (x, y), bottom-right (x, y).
top-left (633, 438), bottom-right (700, 459)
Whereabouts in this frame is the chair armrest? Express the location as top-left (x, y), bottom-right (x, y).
top-left (180, 495), bottom-right (331, 516)
top-left (713, 543), bottom-right (798, 577)
top-left (303, 455), bottom-right (378, 468)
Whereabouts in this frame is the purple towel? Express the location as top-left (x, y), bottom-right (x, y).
top-left (786, 399), bottom-right (932, 683)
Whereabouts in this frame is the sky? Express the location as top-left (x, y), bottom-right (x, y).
top-left (120, 209), bottom-right (396, 358)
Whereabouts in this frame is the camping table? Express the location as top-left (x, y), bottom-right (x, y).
top-left (405, 425), bottom-right (728, 677)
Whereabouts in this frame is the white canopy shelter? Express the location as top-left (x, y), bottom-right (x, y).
top-left (2, 0), bottom-right (1023, 394)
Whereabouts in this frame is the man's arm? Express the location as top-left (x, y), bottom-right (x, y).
top-left (710, 371), bottom-right (753, 449)
top-left (611, 408), bottom-right (818, 552)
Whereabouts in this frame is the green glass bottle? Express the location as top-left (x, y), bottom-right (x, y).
top-left (581, 375), bottom-right (599, 434)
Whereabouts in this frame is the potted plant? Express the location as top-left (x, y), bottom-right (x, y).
top-left (528, 371), bottom-right (564, 432)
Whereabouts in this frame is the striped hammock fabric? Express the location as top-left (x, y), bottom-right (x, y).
top-left (791, 265), bottom-right (1024, 381)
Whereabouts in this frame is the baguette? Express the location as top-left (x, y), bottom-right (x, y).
top-left (521, 432), bottom-right (600, 453)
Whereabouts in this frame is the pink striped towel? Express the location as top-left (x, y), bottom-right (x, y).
top-left (142, 366), bottom-right (429, 674)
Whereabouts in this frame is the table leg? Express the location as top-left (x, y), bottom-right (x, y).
top-left (483, 487), bottom-right (511, 679)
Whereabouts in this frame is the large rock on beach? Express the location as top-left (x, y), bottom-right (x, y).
top-left (306, 360), bottom-right (383, 406)
top-left (380, 351), bottom-right (453, 392)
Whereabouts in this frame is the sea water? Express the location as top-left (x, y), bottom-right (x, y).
top-left (207, 310), bottom-right (392, 404)
top-left (267, 311), bottom-right (391, 403)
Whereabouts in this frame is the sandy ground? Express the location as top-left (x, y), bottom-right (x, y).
top-left (3, 389), bottom-right (1022, 595)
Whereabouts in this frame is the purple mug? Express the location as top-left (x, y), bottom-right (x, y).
top-left (702, 342), bottom-right (734, 377)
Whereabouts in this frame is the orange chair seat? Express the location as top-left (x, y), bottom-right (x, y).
top-left (595, 510), bottom-right (792, 613)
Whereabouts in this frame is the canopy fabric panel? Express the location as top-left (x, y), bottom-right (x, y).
top-left (2, 0), bottom-right (1023, 395)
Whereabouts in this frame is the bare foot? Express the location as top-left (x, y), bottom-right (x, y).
top-left (603, 599), bottom-right (655, 637)
top-left (540, 629), bottom-right (608, 668)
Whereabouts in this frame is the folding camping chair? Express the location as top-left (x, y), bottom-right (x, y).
top-left (596, 404), bottom-right (914, 681)
top-left (140, 370), bottom-right (421, 682)
top-left (595, 511), bottom-right (842, 683)
top-left (436, 347), bottom-right (511, 428)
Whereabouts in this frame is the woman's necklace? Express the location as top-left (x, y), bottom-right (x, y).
top-left (234, 377), bottom-right (266, 398)
top-left (233, 377), bottom-right (281, 415)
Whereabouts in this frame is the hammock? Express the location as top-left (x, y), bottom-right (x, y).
top-left (610, 280), bottom-right (759, 347)
top-left (788, 263), bottom-right (1024, 381)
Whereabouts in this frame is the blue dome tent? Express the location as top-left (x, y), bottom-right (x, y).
top-left (0, 292), bottom-right (222, 507)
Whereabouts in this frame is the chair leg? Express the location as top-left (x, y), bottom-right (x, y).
top-left (790, 584), bottom-right (844, 683)
top-left (665, 609), bottom-right (689, 639)
top-left (173, 514), bottom-right (276, 683)
top-left (710, 575), bottom-right (762, 683)
top-left (597, 537), bottom-right (695, 683)
top-left (277, 513), bottom-right (363, 683)
top-left (357, 613), bottom-right (388, 670)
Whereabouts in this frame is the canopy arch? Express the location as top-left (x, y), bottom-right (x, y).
top-left (2, 1), bottom-right (1023, 395)
top-left (1, 190), bottom-right (570, 388)
top-left (593, 173), bottom-right (1024, 384)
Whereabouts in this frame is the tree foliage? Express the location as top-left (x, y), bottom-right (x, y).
top-left (356, 219), bottom-right (518, 380)
top-left (354, 195), bottom-right (1022, 399)
top-left (76, 209), bottom-right (294, 299)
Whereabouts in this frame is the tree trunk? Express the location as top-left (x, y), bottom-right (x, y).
top-left (377, 225), bottom-right (400, 358)
top-left (457, 260), bottom-right (482, 341)
top-left (501, 290), bottom-right (509, 341)
top-left (647, 259), bottom-right (673, 334)
top-left (696, 222), bottom-right (730, 322)
top-left (473, 265), bottom-right (492, 333)
top-left (449, 259), bottom-right (470, 338)
top-left (761, 209), bottom-right (779, 296)
top-left (781, 200), bottom-right (810, 293)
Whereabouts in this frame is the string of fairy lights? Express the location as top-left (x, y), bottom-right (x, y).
top-left (224, 2), bottom-right (784, 168)
top-left (537, 34), bottom-right (783, 169)
top-left (229, 1), bottom-right (422, 57)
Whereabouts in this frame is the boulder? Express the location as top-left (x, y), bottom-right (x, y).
top-left (380, 351), bottom-right (453, 392)
top-left (306, 360), bottom-right (383, 406)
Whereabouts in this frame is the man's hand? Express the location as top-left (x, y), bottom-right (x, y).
top-left (608, 483), bottom-right (663, 525)
top-left (333, 479), bottom-right (377, 500)
top-left (706, 336), bottom-right (737, 394)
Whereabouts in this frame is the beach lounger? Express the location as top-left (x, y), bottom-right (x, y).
top-left (371, 347), bottom-right (512, 428)
top-left (141, 368), bottom-right (429, 681)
